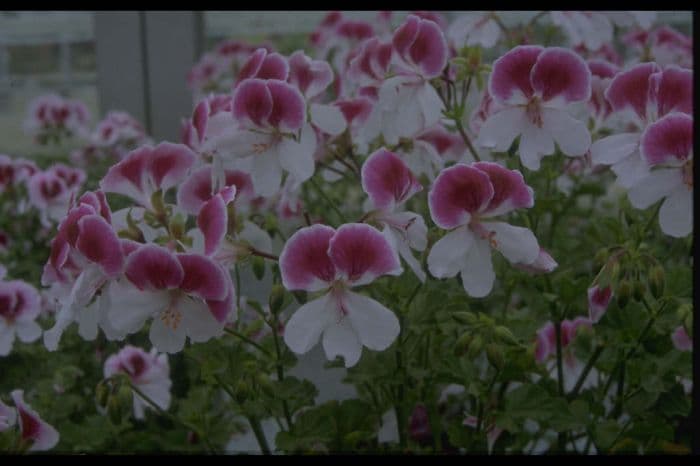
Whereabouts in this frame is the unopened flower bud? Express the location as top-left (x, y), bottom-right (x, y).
top-left (467, 335), bottom-right (484, 359)
top-left (168, 213), bottom-right (186, 240)
top-left (95, 381), bottom-right (110, 409)
top-left (486, 343), bottom-right (504, 369)
top-left (617, 279), bottom-right (632, 309)
top-left (454, 333), bottom-right (473, 355)
top-left (251, 255), bottom-right (266, 280)
top-left (494, 326), bottom-right (518, 345)
top-left (649, 265), bottom-right (665, 299)
top-left (633, 280), bottom-right (646, 302)
top-left (452, 311), bottom-right (478, 325)
top-left (269, 284), bottom-right (286, 315)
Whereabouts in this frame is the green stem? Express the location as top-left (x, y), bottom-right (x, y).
top-left (270, 315), bottom-right (294, 430)
top-left (309, 177), bottom-right (347, 223)
top-left (567, 345), bottom-right (604, 400)
top-left (554, 320), bottom-right (566, 452)
top-left (246, 415), bottom-right (272, 455)
top-left (224, 327), bottom-right (273, 358)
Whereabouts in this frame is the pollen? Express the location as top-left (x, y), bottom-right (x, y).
top-left (525, 98), bottom-right (543, 128)
top-left (160, 306), bottom-right (183, 330)
top-left (252, 143), bottom-right (269, 154)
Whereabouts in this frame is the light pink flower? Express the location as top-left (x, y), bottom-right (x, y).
top-left (24, 94), bottom-right (90, 143)
top-left (106, 244), bottom-right (234, 353)
top-left (361, 148), bottom-right (427, 282)
top-left (100, 142), bottom-right (197, 209)
top-left (280, 223), bottom-right (402, 367)
top-left (448, 12), bottom-right (502, 49)
top-left (513, 247), bottom-right (558, 275)
top-left (3, 390), bottom-right (60, 451)
top-left (104, 345), bottom-right (172, 419)
top-left (26, 170), bottom-right (72, 225)
top-left (587, 285), bottom-right (613, 323)
top-left (0, 280), bottom-right (42, 356)
top-left (405, 125), bottom-right (468, 179)
top-left (476, 46), bottom-right (592, 170)
top-left (550, 12), bottom-right (613, 52)
top-left (671, 326), bottom-right (692, 352)
top-left (427, 162), bottom-right (540, 297)
top-left (627, 112), bottom-right (693, 237)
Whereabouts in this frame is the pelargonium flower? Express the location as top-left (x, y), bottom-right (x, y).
top-left (361, 148), bottom-right (427, 282)
top-left (0, 280), bottom-right (42, 356)
top-left (106, 244), bottom-right (235, 353)
top-left (550, 12), bottom-right (613, 52)
top-left (671, 326), bottom-right (692, 352)
top-left (92, 111), bottom-right (150, 159)
top-left (587, 59), bottom-right (620, 132)
top-left (534, 317), bottom-right (595, 392)
top-left (215, 78), bottom-right (315, 196)
top-left (448, 12), bottom-right (502, 49)
top-left (26, 170), bottom-right (74, 225)
top-left (587, 285), bottom-right (613, 323)
top-left (427, 162), bottom-right (541, 297)
top-left (280, 223), bottom-right (402, 367)
top-left (476, 46), bottom-right (592, 170)
top-left (1, 390), bottom-right (59, 451)
top-left (42, 191), bottom-right (127, 351)
top-left (334, 97), bottom-right (374, 153)
top-left (404, 125), bottom-right (468, 180)
top-left (236, 48), bottom-right (289, 85)
top-left (627, 112), bottom-right (693, 237)
top-left (590, 64), bottom-right (692, 188)
top-left (24, 94), bottom-right (90, 143)
top-left (362, 15), bottom-right (447, 146)
top-left (464, 415), bottom-right (504, 454)
top-left (182, 94), bottom-right (234, 154)
top-left (100, 142), bottom-right (197, 209)
top-left (104, 345), bottom-right (171, 419)
top-left (513, 248), bottom-right (558, 275)
top-left (287, 51), bottom-right (346, 136)
top-left (346, 37), bottom-right (393, 90)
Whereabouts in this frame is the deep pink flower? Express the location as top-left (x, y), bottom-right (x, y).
top-left (587, 285), bottom-right (613, 323)
top-left (280, 223), bottom-right (402, 367)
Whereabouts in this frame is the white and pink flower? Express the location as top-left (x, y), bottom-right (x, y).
top-left (427, 162), bottom-right (541, 297)
top-left (671, 326), bottom-right (692, 352)
top-left (448, 12), bottom-right (502, 49)
top-left (476, 46), bottom-right (592, 170)
top-left (0, 280), bottom-right (42, 356)
top-left (104, 345), bottom-right (172, 419)
top-left (0, 390), bottom-right (59, 451)
top-left (587, 284), bottom-right (613, 323)
top-left (361, 148), bottom-right (427, 282)
top-left (280, 223), bottom-right (402, 367)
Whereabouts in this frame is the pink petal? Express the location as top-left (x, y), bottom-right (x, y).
top-left (335, 97), bottom-right (373, 127)
top-left (473, 162), bottom-right (533, 216)
top-left (648, 66), bottom-right (693, 118)
top-left (429, 164), bottom-right (494, 230)
top-left (237, 48), bottom-right (289, 83)
top-left (197, 194), bottom-right (228, 256)
top-left (588, 59), bottom-right (618, 79)
top-left (671, 326), bottom-right (692, 352)
top-left (288, 51), bottom-right (333, 99)
top-left (535, 322), bottom-right (555, 363)
top-left (177, 253), bottom-right (229, 302)
top-left (100, 145), bottom-right (151, 202)
top-left (125, 245), bottom-right (184, 291)
top-left (348, 38), bottom-right (392, 85)
top-left (280, 224), bottom-right (337, 291)
top-left (78, 190), bottom-right (112, 224)
top-left (604, 62), bottom-right (660, 122)
top-left (224, 169), bottom-right (256, 202)
top-left (489, 45), bottom-right (543, 104)
top-left (76, 215), bottom-right (124, 277)
top-left (393, 15), bottom-right (447, 78)
top-left (177, 166), bottom-right (216, 215)
top-left (232, 78), bottom-right (273, 128)
top-left (192, 98), bottom-right (210, 143)
top-left (328, 223), bottom-right (401, 285)
top-left (148, 142), bottom-right (197, 192)
top-left (267, 80), bottom-right (306, 132)
top-left (530, 47), bottom-right (591, 104)
top-left (640, 112), bottom-right (692, 166)
top-left (361, 148), bottom-right (422, 211)
top-left (11, 390), bottom-right (59, 451)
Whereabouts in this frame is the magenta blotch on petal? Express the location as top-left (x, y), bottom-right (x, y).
top-left (648, 66), bottom-right (693, 118)
top-left (671, 326), bottom-right (692, 352)
top-left (393, 15), bottom-right (447, 79)
top-left (640, 112), bottom-right (693, 166)
top-left (473, 162), bottom-right (534, 216)
top-left (148, 142), bottom-right (197, 192)
top-left (125, 245), bottom-right (184, 291)
top-left (177, 253), bottom-right (229, 302)
top-left (197, 194), bottom-right (229, 256)
top-left (604, 62), bottom-right (660, 121)
top-left (429, 164), bottom-right (494, 229)
top-left (75, 215), bottom-right (124, 277)
top-left (489, 45), bottom-right (543, 104)
top-left (232, 79), bottom-right (273, 128)
top-left (328, 223), bottom-right (401, 285)
top-left (361, 148), bottom-right (422, 211)
top-left (588, 285), bottom-right (613, 323)
top-left (530, 47), bottom-right (591, 103)
top-left (280, 224), bottom-right (337, 291)
top-left (288, 51), bottom-right (334, 99)
top-left (267, 80), bottom-right (306, 132)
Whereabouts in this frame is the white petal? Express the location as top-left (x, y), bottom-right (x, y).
top-left (542, 108), bottom-right (591, 156)
top-left (322, 318), bottom-right (362, 368)
top-left (149, 315), bottom-right (187, 354)
top-left (344, 290), bottom-right (400, 352)
top-left (398, 237), bottom-right (426, 283)
top-left (476, 107), bottom-right (527, 152)
top-left (611, 153), bottom-right (650, 189)
top-left (136, 380), bottom-right (172, 412)
top-left (481, 221), bottom-right (540, 265)
top-left (15, 320), bottom-right (42, 343)
top-left (460, 238), bottom-right (495, 298)
top-left (107, 280), bottom-right (167, 335)
top-left (417, 83), bottom-right (445, 130)
top-left (310, 103), bottom-right (347, 136)
top-left (76, 300), bottom-right (100, 341)
top-left (391, 84), bottom-right (423, 139)
top-left (97, 289), bottom-right (128, 341)
top-left (659, 187), bottom-right (692, 238)
top-left (240, 220), bottom-right (273, 253)
top-left (250, 150), bottom-right (283, 197)
top-left (277, 128), bottom-right (316, 188)
top-left (427, 227), bottom-right (473, 278)
top-left (0, 326), bottom-right (15, 356)
top-left (283, 294), bottom-right (334, 355)
top-left (590, 133), bottom-right (639, 166)
top-left (628, 169), bottom-right (681, 209)
top-left (179, 296), bottom-right (224, 343)
top-left (518, 123), bottom-right (554, 171)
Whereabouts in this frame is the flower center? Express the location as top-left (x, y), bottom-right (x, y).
top-left (470, 221), bottom-right (499, 249)
top-left (525, 98), bottom-right (543, 128)
top-left (160, 295), bottom-right (183, 331)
